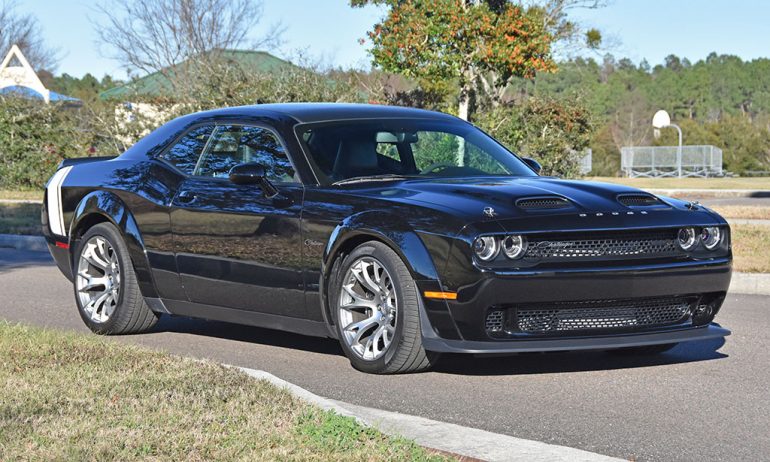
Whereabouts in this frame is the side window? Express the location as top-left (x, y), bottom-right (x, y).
top-left (194, 125), bottom-right (296, 182)
top-left (160, 125), bottom-right (214, 174)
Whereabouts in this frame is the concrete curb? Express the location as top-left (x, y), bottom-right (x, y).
top-left (0, 234), bottom-right (47, 252)
top-left (233, 366), bottom-right (622, 462)
top-left (647, 188), bottom-right (770, 199)
top-left (2, 234), bottom-right (769, 295)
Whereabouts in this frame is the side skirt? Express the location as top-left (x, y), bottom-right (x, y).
top-left (158, 298), bottom-right (332, 339)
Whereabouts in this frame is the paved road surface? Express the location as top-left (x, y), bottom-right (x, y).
top-left (1, 248), bottom-right (767, 461)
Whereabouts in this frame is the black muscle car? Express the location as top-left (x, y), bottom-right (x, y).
top-left (42, 103), bottom-right (732, 374)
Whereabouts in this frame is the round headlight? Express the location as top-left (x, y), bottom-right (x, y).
top-left (677, 227), bottom-right (698, 251)
top-left (701, 226), bottom-right (722, 250)
top-left (473, 236), bottom-right (499, 261)
top-left (502, 235), bottom-right (527, 259)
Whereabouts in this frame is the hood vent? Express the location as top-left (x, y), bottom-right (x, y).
top-left (617, 194), bottom-right (663, 207)
top-left (516, 196), bottom-right (571, 210)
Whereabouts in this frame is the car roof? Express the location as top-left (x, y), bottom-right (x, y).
top-left (194, 103), bottom-right (461, 124)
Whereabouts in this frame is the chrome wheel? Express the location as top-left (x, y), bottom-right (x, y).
top-left (76, 235), bottom-right (120, 323)
top-left (338, 256), bottom-right (397, 361)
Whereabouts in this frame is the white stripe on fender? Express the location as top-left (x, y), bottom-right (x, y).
top-left (46, 166), bottom-right (73, 237)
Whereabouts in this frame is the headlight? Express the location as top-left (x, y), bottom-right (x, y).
top-left (677, 227), bottom-right (698, 251)
top-left (502, 235), bottom-right (527, 259)
top-left (701, 226), bottom-right (722, 250)
top-left (473, 236), bottom-right (499, 261)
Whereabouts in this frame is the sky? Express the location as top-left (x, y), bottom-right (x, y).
top-left (12, 0), bottom-right (770, 79)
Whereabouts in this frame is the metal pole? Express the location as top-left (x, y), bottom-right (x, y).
top-left (670, 124), bottom-right (683, 178)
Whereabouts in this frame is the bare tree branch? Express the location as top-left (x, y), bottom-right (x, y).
top-left (0, 0), bottom-right (60, 71)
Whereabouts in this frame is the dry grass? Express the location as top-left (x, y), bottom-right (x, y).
top-left (731, 225), bottom-right (770, 273)
top-left (0, 322), bottom-right (450, 462)
top-left (0, 190), bottom-right (42, 201)
top-left (0, 202), bottom-right (41, 235)
top-left (588, 177), bottom-right (770, 190)
top-left (711, 206), bottom-right (770, 220)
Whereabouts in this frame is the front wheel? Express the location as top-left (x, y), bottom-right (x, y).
top-left (74, 222), bottom-right (158, 335)
top-left (331, 241), bottom-right (440, 374)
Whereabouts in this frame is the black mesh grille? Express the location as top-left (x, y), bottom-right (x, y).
top-left (618, 194), bottom-right (662, 207)
top-left (485, 310), bottom-right (505, 332)
top-left (516, 197), bottom-right (571, 210)
top-left (524, 229), bottom-right (682, 262)
top-left (515, 296), bottom-right (692, 334)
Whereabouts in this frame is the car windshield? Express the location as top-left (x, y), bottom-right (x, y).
top-left (297, 119), bottom-right (537, 185)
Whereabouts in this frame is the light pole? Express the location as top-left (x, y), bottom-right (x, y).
top-left (652, 110), bottom-right (683, 178)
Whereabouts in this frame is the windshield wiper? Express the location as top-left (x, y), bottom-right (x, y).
top-left (333, 174), bottom-right (413, 186)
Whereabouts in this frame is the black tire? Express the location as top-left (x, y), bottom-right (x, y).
top-left (73, 222), bottom-right (158, 335)
top-left (330, 241), bottom-right (440, 374)
top-left (608, 343), bottom-right (679, 356)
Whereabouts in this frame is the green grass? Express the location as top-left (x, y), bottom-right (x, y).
top-left (0, 322), bottom-right (450, 461)
top-left (732, 225), bottom-right (770, 273)
top-left (0, 202), bottom-right (41, 235)
top-left (588, 176), bottom-right (770, 190)
top-left (0, 190), bottom-right (42, 201)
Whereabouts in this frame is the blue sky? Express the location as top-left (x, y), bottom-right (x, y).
top-left (14, 0), bottom-right (770, 78)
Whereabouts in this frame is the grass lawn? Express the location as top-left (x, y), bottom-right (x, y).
top-left (588, 176), bottom-right (770, 190)
top-left (0, 190), bottom-right (42, 201)
top-left (0, 322), bottom-right (449, 461)
top-left (711, 206), bottom-right (770, 220)
top-left (731, 225), bottom-right (770, 273)
top-left (0, 202), bottom-right (41, 235)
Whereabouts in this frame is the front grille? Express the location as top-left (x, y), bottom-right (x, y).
top-left (617, 194), bottom-right (663, 207)
top-left (515, 296), bottom-right (692, 334)
top-left (524, 229), bottom-right (682, 262)
top-left (516, 197), bottom-right (571, 210)
top-left (485, 310), bottom-right (505, 332)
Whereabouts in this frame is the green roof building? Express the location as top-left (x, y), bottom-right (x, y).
top-left (99, 50), bottom-right (298, 100)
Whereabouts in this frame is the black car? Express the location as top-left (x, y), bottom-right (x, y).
top-left (42, 103), bottom-right (732, 374)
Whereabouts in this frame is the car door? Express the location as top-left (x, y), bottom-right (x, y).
top-left (169, 123), bottom-right (306, 317)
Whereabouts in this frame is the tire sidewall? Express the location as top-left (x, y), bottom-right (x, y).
top-left (72, 223), bottom-right (128, 334)
top-left (331, 243), bottom-right (411, 373)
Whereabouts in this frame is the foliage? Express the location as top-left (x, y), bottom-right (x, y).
top-left (352, 0), bottom-right (556, 119)
top-left (476, 96), bottom-right (593, 177)
top-left (512, 53), bottom-right (770, 174)
top-left (0, 97), bottom-right (98, 189)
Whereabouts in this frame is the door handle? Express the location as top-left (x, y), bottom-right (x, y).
top-left (177, 190), bottom-right (197, 204)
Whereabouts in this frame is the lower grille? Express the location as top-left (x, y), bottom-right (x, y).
top-left (516, 297), bottom-right (692, 334)
top-left (485, 296), bottom-right (694, 336)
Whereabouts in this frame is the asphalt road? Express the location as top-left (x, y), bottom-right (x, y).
top-left (1, 248), bottom-right (768, 461)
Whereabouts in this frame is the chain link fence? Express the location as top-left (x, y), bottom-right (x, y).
top-left (620, 145), bottom-right (723, 178)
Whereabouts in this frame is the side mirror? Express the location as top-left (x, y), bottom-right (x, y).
top-left (522, 157), bottom-right (542, 174)
top-left (229, 163), bottom-right (278, 197)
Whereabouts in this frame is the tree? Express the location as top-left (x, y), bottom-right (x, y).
top-left (352, 0), bottom-right (556, 121)
top-left (0, 1), bottom-right (59, 71)
top-left (93, 0), bottom-right (283, 91)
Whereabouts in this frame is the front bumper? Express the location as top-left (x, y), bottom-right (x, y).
top-left (422, 323), bottom-right (730, 354)
top-left (417, 258), bottom-right (732, 350)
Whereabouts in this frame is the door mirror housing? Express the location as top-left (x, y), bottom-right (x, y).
top-left (229, 163), bottom-right (279, 197)
top-left (522, 157), bottom-right (542, 175)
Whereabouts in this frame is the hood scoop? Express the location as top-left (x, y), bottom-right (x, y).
top-left (515, 196), bottom-right (572, 210)
top-left (617, 194), bottom-right (665, 207)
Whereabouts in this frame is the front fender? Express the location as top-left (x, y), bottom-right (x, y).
top-left (321, 211), bottom-right (463, 340)
top-left (69, 190), bottom-right (158, 298)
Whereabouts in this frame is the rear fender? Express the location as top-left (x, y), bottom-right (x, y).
top-left (69, 190), bottom-right (158, 298)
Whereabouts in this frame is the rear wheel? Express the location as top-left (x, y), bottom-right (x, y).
top-left (74, 222), bottom-right (158, 335)
top-left (331, 241), bottom-right (439, 374)
top-left (608, 343), bottom-right (679, 356)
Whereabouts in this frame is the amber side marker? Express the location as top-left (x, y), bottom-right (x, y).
top-left (423, 291), bottom-right (458, 300)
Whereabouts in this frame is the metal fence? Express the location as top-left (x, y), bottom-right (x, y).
top-left (620, 145), bottom-right (723, 178)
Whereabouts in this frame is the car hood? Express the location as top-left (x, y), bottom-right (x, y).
top-left (352, 176), bottom-right (724, 230)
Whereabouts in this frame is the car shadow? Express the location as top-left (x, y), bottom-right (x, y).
top-left (431, 337), bottom-right (728, 376)
top-left (151, 314), bottom-right (729, 376)
top-left (151, 315), bottom-right (344, 356)
top-left (0, 248), bottom-right (54, 274)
